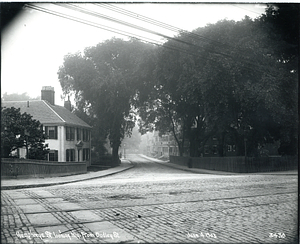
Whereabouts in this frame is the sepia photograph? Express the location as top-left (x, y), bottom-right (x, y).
top-left (1, 2), bottom-right (298, 243)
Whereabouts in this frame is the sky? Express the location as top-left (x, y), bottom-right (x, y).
top-left (1, 3), bottom-right (267, 106)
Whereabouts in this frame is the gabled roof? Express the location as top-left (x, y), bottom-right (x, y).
top-left (2, 100), bottom-right (91, 128)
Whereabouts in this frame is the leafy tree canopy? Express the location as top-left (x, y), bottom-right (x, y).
top-left (58, 38), bottom-right (156, 164)
top-left (1, 106), bottom-right (49, 159)
top-left (138, 6), bottom-right (298, 156)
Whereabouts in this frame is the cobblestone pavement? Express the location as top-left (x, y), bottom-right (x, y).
top-left (1, 154), bottom-right (298, 243)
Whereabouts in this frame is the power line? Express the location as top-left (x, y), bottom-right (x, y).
top-left (23, 4), bottom-right (212, 61)
top-left (24, 4), bottom-right (164, 46)
top-left (57, 4), bottom-right (209, 50)
top-left (96, 3), bottom-right (276, 74)
top-left (25, 3), bottom-right (224, 63)
top-left (56, 3), bottom-right (269, 72)
top-left (63, 4), bottom-right (274, 74)
top-left (230, 4), bottom-right (265, 15)
top-left (96, 3), bottom-right (250, 53)
top-left (24, 3), bottom-right (275, 77)
top-left (97, 4), bottom-right (228, 46)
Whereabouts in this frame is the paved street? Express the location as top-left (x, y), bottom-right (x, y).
top-left (1, 154), bottom-right (298, 243)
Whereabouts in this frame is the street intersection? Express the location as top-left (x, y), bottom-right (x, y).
top-left (1, 154), bottom-right (298, 243)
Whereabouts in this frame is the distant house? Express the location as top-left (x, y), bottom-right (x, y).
top-left (2, 86), bottom-right (92, 165)
top-left (144, 131), bottom-right (239, 158)
top-left (202, 136), bottom-right (237, 157)
top-left (144, 131), bottom-right (189, 157)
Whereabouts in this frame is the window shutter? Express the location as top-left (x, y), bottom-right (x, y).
top-left (45, 126), bottom-right (48, 137)
top-left (55, 150), bottom-right (58, 161)
top-left (55, 126), bottom-right (58, 139)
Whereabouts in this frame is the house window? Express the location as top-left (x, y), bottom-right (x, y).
top-left (228, 145), bottom-right (236, 152)
top-left (66, 127), bottom-right (75, 141)
top-left (83, 148), bottom-right (90, 161)
top-left (48, 150), bottom-right (58, 161)
top-left (45, 126), bottom-right (57, 139)
top-left (77, 128), bottom-right (82, 140)
top-left (83, 129), bottom-right (90, 142)
top-left (66, 149), bottom-right (75, 161)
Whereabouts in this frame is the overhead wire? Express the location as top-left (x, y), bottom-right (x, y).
top-left (96, 3), bottom-right (239, 50)
top-left (95, 3), bottom-right (273, 72)
top-left (56, 3), bottom-right (270, 73)
top-left (230, 4), bottom-right (265, 15)
top-left (96, 2), bottom-right (270, 60)
top-left (57, 3), bottom-right (232, 57)
top-left (24, 4), bottom-right (165, 46)
top-left (96, 3), bottom-right (279, 76)
top-left (57, 3), bottom-right (274, 75)
top-left (24, 3), bottom-right (275, 77)
top-left (23, 3), bottom-right (214, 62)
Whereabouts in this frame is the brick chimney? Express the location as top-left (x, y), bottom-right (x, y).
top-left (64, 96), bottom-right (72, 111)
top-left (41, 86), bottom-right (55, 105)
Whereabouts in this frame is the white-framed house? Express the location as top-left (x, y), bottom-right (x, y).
top-left (2, 86), bottom-right (92, 166)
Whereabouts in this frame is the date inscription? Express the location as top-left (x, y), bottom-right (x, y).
top-left (269, 233), bottom-right (285, 239)
top-left (187, 232), bottom-right (217, 239)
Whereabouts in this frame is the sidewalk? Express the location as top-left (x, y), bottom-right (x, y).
top-left (1, 159), bottom-right (134, 190)
top-left (140, 154), bottom-right (298, 176)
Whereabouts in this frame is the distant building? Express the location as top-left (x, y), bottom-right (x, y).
top-left (144, 129), bottom-right (279, 158)
top-left (2, 86), bottom-right (92, 165)
top-left (202, 136), bottom-right (237, 157)
top-left (144, 131), bottom-right (237, 158)
top-left (142, 131), bottom-right (189, 158)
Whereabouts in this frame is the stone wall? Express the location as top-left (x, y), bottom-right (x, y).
top-left (1, 158), bottom-right (87, 178)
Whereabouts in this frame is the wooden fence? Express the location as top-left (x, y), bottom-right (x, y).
top-left (1, 158), bottom-right (87, 178)
top-left (170, 155), bottom-right (298, 173)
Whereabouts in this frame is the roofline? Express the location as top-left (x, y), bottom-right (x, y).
top-left (64, 123), bottom-right (92, 128)
top-left (42, 122), bottom-right (92, 129)
top-left (42, 100), bottom-right (65, 123)
top-left (2, 100), bottom-right (92, 128)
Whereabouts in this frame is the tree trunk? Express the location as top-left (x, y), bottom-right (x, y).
top-left (111, 143), bottom-right (120, 166)
top-left (189, 130), bottom-right (196, 157)
top-left (219, 132), bottom-right (226, 157)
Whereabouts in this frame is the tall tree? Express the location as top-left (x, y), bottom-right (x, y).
top-left (58, 38), bottom-right (156, 164)
top-left (190, 16), bottom-right (297, 156)
top-left (1, 107), bottom-right (49, 159)
top-left (255, 4), bottom-right (298, 155)
top-left (73, 107), bottom-right (109, 159)
top-left (139, 12), bottom-right (298, 157)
